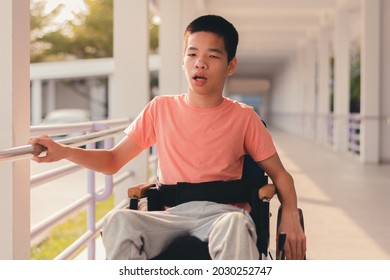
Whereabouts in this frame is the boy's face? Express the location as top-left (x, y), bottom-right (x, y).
top-left (183, 31), bottom-right (237, 97)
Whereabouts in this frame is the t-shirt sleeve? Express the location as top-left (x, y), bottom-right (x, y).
top-left (244, 109), bottom-right (276, 162)
top-left (124, 98), bottom-right (157, 149)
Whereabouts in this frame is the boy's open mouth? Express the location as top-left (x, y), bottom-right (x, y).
top-left (193, 74), bottom-right (207, 81)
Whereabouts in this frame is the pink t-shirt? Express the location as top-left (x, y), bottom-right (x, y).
top-left (125, 94), bottom-right (276, 184)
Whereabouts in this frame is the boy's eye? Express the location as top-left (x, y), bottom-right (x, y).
top-left (210, 55), bottom-right (220, 59)
top-left (187, 53), bottom-right (196, 57)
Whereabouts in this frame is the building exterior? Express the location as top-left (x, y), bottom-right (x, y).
top-left (1, 0), bottom-right (389, 260)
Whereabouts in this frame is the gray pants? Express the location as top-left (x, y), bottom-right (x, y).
top-left (102, 201), bottom-right (259, 260)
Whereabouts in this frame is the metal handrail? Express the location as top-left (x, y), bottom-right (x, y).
top-left (31, 194), bottom-right (92, 240)
top-left (31, 163), bottom-right (82, 189)
top-left (53, 194), bottom-right (129, 260)
top-left (30, 118), bottom-right (130, 137)
top-left (0, 123), bottom-right (128, 164)
top-left (1, 119), bottom-right (135, 260)
top-left (348, 113), bottom-right (361, 155)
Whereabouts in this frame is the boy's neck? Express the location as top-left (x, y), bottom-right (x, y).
top-left (186, 92), bottom-right (224, 108)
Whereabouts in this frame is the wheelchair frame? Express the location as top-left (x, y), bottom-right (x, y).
top-left (126, 155), bottom-right (304, 260)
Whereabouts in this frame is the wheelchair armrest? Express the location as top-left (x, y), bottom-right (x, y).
top-left (127, 182), bottom-right (156, 199)
top-left (258, 183), bottom-right (276, 200)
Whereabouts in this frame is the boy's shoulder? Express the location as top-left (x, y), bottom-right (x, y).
top-left (224, 97), bottom-right (255, 111)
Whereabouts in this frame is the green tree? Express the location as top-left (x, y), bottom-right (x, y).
top-left (349, 41), bottom-right (361, 113)
top-left (31, 0), bottom-right (159, 62)
top-left (30, 0), bottom-right (113, 62)
top-left (30, 0), bottom-right (63, 33)
top-left (69, 0), bottom-right (114, 59)
top-left (329, 55), bottom-right (334, 112)
top-left (30, 0), bottom-right (66, 62)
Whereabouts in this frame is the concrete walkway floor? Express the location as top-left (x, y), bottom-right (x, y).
top-left (268, 128), bottom-right (390, 260)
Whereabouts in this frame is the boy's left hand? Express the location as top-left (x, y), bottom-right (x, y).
top-left (278, 209), bottom-right (306, 260)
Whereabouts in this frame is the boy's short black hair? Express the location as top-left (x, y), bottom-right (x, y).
top-left (184, 15), bottom-right (239, 63)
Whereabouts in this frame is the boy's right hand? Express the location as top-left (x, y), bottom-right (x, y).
top-left (29, 135), bottom-right (67, 163)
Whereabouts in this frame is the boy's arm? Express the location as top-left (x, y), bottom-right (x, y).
top-left (29, 135), bottom-right (143, 175)
top-left (257, 152), bottom-right (306, 260)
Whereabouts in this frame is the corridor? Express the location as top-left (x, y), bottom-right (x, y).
top-left (2, 0), bottom-right (390, 261)
top-left (269, 128), bottom-right (390, 259)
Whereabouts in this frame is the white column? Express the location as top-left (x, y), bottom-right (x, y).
top-left (112, 0), bottom-right (149, 120)
top-left (88, 78), bottom-right (106, 120)
top-left (302, 38), bottom-right (317, 140)
top-left (0, 0), bottom-right (30, 259)
top-left (46, 80), bottom-right (56, 114)
top-left (333, 7), bottom-right (350, 153)
top-left (112, 0), bottom-right (149, 203)
top-left (108, 74), bottom-right (114, 111)
top-left (159, 0), bottom-right (184, 96)
top-left (159, 0), bottom-right (200, 95)
top-left (180, 2), bottom-right (201, 92)
top-left (360, 0), bottom-right (380, 163)
top-left (31, 79), bottom-right (42, 125)
top-left (296, 46), bottom-right (306, 136)
top-left (317, 24), bottom-right (331, 145)
top-left (380, 0), bottom-right (390, 163)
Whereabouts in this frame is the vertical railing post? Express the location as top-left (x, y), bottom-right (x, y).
top-left (86, 141), bottom-right (97, 260)
top-left (85, 123), bottom-right (115, 259)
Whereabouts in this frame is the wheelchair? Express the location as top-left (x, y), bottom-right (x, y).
top-left (127, 155), bottom-right (305, 260)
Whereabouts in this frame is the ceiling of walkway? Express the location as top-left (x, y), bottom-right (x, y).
top-left (194, 0), bottom-right (360, 80)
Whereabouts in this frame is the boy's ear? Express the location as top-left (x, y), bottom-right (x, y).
top-left (227, 57), bottom-right (237, 76)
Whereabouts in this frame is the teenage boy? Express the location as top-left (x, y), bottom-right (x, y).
top-left (30, 15), bottom-right (306, 260)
